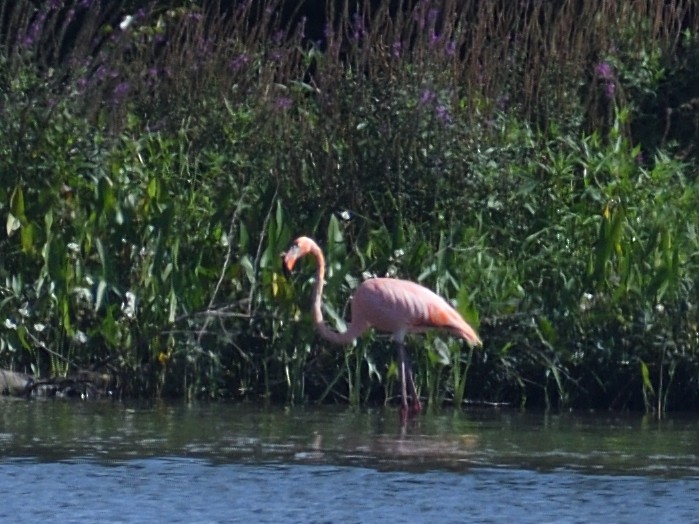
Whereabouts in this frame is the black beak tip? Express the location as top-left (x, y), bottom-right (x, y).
top-left (281, 252), bottom-right (291, 279)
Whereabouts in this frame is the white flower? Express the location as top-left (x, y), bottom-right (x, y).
top-left (74, 330), bottom-right (88, 344)
top-left (122, 291), bottom-right (137, 319)
top-left (120, 15), bottom-right (134, 31)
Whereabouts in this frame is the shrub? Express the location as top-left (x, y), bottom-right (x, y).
top-left (1, 0), bottom-right (698, 413)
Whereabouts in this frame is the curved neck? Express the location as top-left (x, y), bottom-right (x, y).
top-left (309, 241), bottom-right (326, 328)
top-left (308, 242), bottom-right (363, 345)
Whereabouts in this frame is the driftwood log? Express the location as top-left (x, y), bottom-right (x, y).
top-left (0, 369), bottom-right (33, 396)
top-left (0, 368), bottom-right (113, 399)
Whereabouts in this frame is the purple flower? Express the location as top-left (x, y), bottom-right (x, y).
top-left (604, 81), bottom-right (615, 99)
top-left (229, 53), bottom-right (249, 72)
top-left (595, 61), bottom-right (614, 81)
top-left (428, 8), bottom-right (440, 24)
top-left (435, 104), bottom-right (452, 125)
top-left (274, 96), bottom-right (293, 111)
top-left (594, 61), bottom-right (616, 100)
top-left (420, 89), bottom-right (435, 105)
top-left (352, 13), bottom-right (364, 41)
top-left (113, 82), bottom-right (130, 100)
top-left (23, 13), bottom-right (47, 49)
top-left (392, 41), bottom-right (402, 57)
top-left (446, 40), bottom-right (456, 56)
top-left (95, 65), bottom-right (110, 81)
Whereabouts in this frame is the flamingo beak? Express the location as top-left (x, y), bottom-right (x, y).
top-left (281, 252), bottom-right (291, 279)
top-left (281, 249), bottom-right (296, 279)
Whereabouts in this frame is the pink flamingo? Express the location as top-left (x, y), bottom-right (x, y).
top-left (282, 236), bottom-right (482, 420)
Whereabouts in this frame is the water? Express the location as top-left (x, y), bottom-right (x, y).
top-left (1, 400), bottom-right (698, 523)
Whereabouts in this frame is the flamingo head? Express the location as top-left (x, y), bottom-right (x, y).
top-left (282, 236), bottom-right (316, 277)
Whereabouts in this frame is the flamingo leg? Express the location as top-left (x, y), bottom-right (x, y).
top-left (397, 342), bottom-right (421, 422)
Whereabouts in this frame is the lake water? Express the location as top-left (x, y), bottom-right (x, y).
top-left (1, 400), bottom-right (698, 523)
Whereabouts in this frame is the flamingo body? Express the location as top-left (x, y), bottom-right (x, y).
top-left (351, 278), bottom-right (481, 346)
top-left (283, 236), bottom-right (482, 420)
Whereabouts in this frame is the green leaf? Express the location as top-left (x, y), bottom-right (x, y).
top-left (9, 185), bottom-right (26, 223)
top-left (456, 285), bottom-right (480, 328)
top-left (322, 301), bottom-right (347, 334)
top-left (640, 360), bottom-right (654, 394)
top-left (430, 337), bottom-right (451, 366)
top-left (147, 177), bottom-right (158, 199)
top-left (16, 325), bottom-right (31, 350)
top-left (326, 213), bottom-right (344, 258)
top-left (95, 238), bottom-right (107, 276)
top-left (537, 316), bottom-right (558, 346)
top-left (44, 209), bottom-right (53, 232)
top-left (240, 255), bottom-right (255, 284)
top-left (100, 307), bottom-right (120, 347)
top-left (20, 223), bottom-right (35, 253)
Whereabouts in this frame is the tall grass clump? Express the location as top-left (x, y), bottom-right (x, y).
top-left (1, 0), bottom-right (698, 413)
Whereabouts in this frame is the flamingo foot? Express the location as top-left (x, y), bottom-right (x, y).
top-left (399, 399), bottom-right (421, 424)
top-left (410, 399), bottom-right (422, 415)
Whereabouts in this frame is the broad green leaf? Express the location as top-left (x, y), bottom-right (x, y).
top-left (20, 223), bottom-right (34, 253)
top-left (9, 185), bottom-right (26, 222)
top-left (147, 177), bottom-right (158, 199)
top-left (430, 337), bottom-right (451, 366)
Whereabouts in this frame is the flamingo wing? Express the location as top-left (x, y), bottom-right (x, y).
top-left (353, 278), bottom-right (481, 347)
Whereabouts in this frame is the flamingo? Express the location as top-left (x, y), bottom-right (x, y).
top-left (282, 236), bottom-right (482, 421)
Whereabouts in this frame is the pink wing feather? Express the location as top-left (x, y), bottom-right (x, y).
top-left (351, 278), bottom-right (482, 347)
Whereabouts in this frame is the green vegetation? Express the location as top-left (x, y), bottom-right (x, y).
top-left (1, 0), bottom-right (698, 413)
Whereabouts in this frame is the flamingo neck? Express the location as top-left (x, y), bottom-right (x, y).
top-left (309, 241), bottom-right (326, 328)
top-left (308, 241), bottom-right (362, 345)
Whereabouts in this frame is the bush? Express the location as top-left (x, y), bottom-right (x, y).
top-left (1, 0), bottom-right (698, 413)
